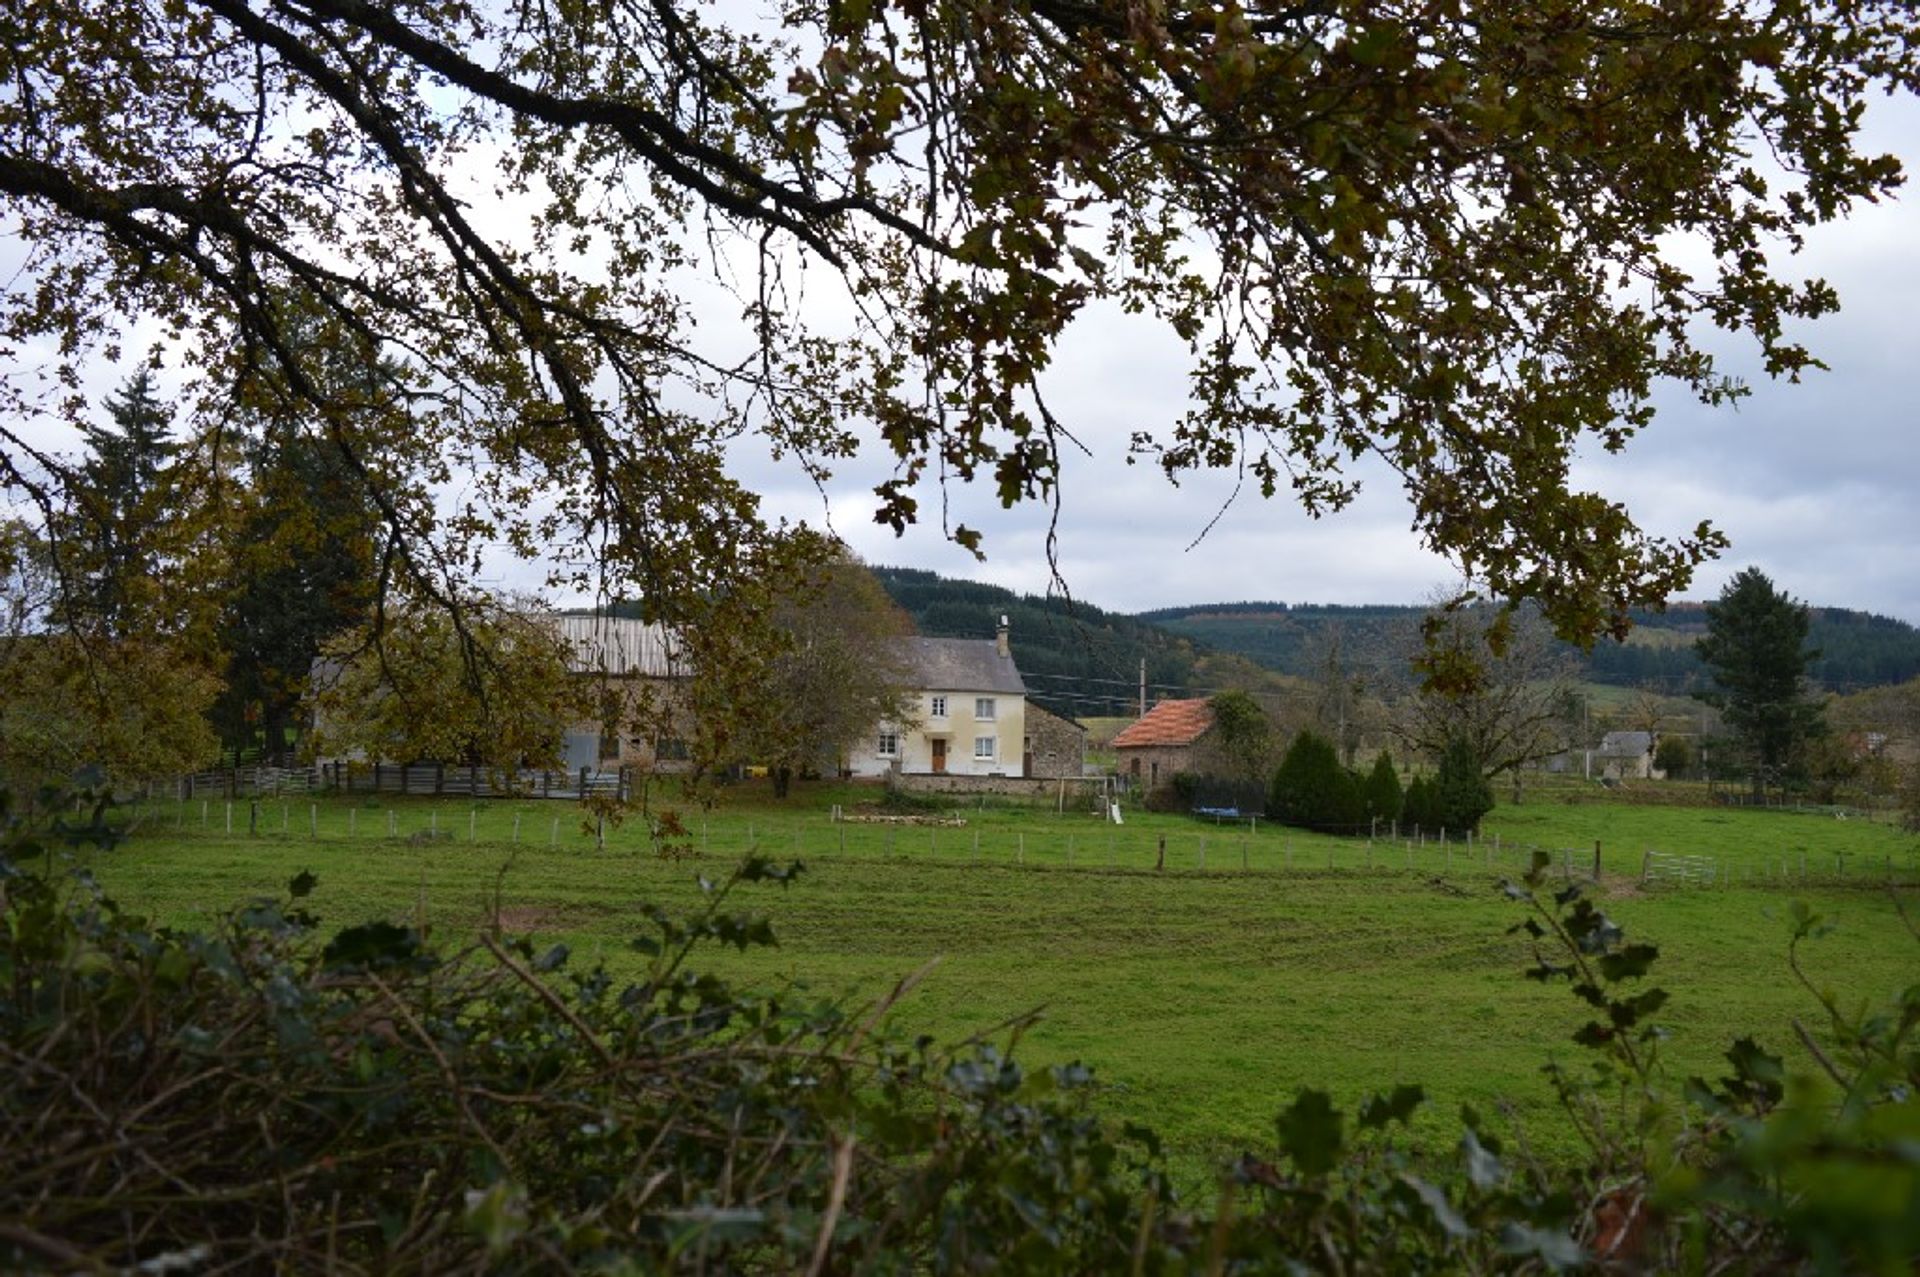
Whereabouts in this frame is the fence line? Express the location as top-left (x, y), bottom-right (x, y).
top-left (135, 792), bottom-right (1919, 891)
top-left (176, 762), bottom-right (628, 801)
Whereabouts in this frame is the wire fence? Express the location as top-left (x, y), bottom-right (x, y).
top-left (110, 796), bottom-right (1920, 891)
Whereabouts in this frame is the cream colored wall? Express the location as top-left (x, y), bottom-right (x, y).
top-left (848, 689), bottom-right (1027, 778)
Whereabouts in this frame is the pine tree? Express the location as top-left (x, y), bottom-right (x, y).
top-left (65, 370), bottom-right (176, 636)
top-left (1695, 569), bottom-right (1826, 796)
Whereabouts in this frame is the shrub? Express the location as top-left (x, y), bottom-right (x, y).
top-left (1267, 729), bottom-right (1363, 830)
top-left (1361, 750), bottom-right (1403, 822)
top-left (1434, 738), bottom-right (1495, 834)
top-left (5, 790), bottom-right (1917, 1274)
top-left (1400, 773), bottom-right (1441, 832)
top-left (1653, 734), bottom-right (1692, 778)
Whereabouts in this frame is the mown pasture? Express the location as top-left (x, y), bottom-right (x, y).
top-left (69, 783), bottom-right (1920, 1185)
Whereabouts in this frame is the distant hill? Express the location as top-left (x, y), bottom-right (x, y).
top-left (1141, 600), bottom-right (1920, 694)
top-left (870, 567), bottom-right (1303, 721)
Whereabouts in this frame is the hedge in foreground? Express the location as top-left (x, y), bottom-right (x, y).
top-left (1, 796), bottom-right (1916, 1273)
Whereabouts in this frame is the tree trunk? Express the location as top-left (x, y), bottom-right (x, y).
top-left (773, 765), bottom-right (792, 799)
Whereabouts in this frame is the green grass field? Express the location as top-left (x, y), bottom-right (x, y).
top-left (64, 781), bottom-right (1920, 1187)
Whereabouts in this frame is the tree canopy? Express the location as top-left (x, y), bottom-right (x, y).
top-left (1395, 599), bottom-right (1579, 792)
top-left (5, 2), bottom-right (1916, 648)
top-left (307, 601), bottom-right (587, 777)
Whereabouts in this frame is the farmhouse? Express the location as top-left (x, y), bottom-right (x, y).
top-left (1593, 730), bottom-right (1657, 781)
top-left (847, 618), bottom-right (1029, 778)
top-left (1112, 697), bottom-right (1221, 793)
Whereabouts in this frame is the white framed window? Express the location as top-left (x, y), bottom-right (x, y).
top-left (974, 736), bottom-right (996, 761)
top-left (929, 695), bottom-right (947, 718)
top-left (975, 697), bottom-right (996, 720)
top-left (877, 731), bottom-right (899, 757)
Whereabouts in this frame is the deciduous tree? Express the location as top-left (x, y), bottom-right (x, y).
top-left (708, 550), bottom-right (915, 797)
top-left (0, 632), bottom-right (220, 793)
top-left (5, 1), bottom-right (1915, 655)
top-left (1395, 600), bottom-right (1579, 802)
top-left (307, 600), bottom-right (586, 778)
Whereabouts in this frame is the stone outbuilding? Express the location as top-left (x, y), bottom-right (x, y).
top-left (1111, 698), bottom-right (1222, 794)
top-left (1023, 701), bottom-right (1088, 779)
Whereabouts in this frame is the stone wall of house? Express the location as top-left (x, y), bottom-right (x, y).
top-left (1024, 706), bottom-right (1087, 779)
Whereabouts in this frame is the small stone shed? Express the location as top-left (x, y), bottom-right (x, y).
top-left (1111, 698), bottom-right (1222, 793)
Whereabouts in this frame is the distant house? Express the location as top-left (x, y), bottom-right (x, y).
top-left (848, 618), bottom-right (1029, 778)
top-left (552, 615), bottom-right (692, 773)
top-left (1112, 698), bottom-right (1220, 793)
top-left (1594, 730), bottom-right (1657, 781)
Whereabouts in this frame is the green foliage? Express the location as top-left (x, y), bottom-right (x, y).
top-left (1434, 738), bottom-right (1496, 834)
top-left (0, 633), bottom-right (220, 793)
top-left (1503, 857), bottom-right (1920, 1273)
top-left (1400, 775), bottom-right (1440, 832)
top-left (1653, 734), bottom-right (1693, 778)
top-left (307, 601), bottom-right (586, 776)
top-left (1267, 729), bottom-right (1363, 830)
top-left (59, 370), bottom-right (181, 638)
top-left (212, 347), bottom-right (383, 764)
top-left (1696, 568), bottom-right (1828, 793)
top-left (1207, 689), bottom-right (1274, 781)
top-left (6, 784), bottom-right (1918, 1272)
top-left (1362, 749), bottom-right (1403, 821)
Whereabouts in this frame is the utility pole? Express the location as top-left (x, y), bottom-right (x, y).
top-left (1138, 658), bottom-right (1146, 718)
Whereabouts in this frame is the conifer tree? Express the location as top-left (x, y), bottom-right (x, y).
top-left (1695, 569), bottom-right (1826, 796)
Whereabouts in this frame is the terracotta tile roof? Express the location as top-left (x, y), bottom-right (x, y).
top-left (1112, 698), bottom-right (1215, 748)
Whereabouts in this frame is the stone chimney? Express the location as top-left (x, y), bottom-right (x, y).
top-left (996, 614), bottom-right (1010, 659)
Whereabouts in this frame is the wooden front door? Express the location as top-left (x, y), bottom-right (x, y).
top-left (931, 738), bottom-right (947, 774)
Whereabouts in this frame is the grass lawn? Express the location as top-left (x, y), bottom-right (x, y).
top-left (65, 781), bottom-right (1920, 1188)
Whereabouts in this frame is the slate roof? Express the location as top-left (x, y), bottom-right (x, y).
top-left (898, 636), bottom-right (1026, 695)
top-left (1112, 698), bottom-right (1215, 749)
top-left (1597, 730), bottom-right (1654, 756)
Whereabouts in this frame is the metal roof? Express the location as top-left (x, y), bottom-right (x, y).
top-left (554, 615), bottom-right (683, 677)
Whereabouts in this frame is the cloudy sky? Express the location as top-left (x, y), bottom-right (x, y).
top-left (735, 93), bottom-right (1920, 626)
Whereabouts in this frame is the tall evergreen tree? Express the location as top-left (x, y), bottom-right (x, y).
top-left (212, 429), bottom-right (380, 764)
top-left (64, 370), bottom-right (177, 636)
top-left (1694, 569), bottom-right (1826, 796)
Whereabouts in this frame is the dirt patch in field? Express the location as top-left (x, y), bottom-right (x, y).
top-left (481, 902), bottom-right (616, 933)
